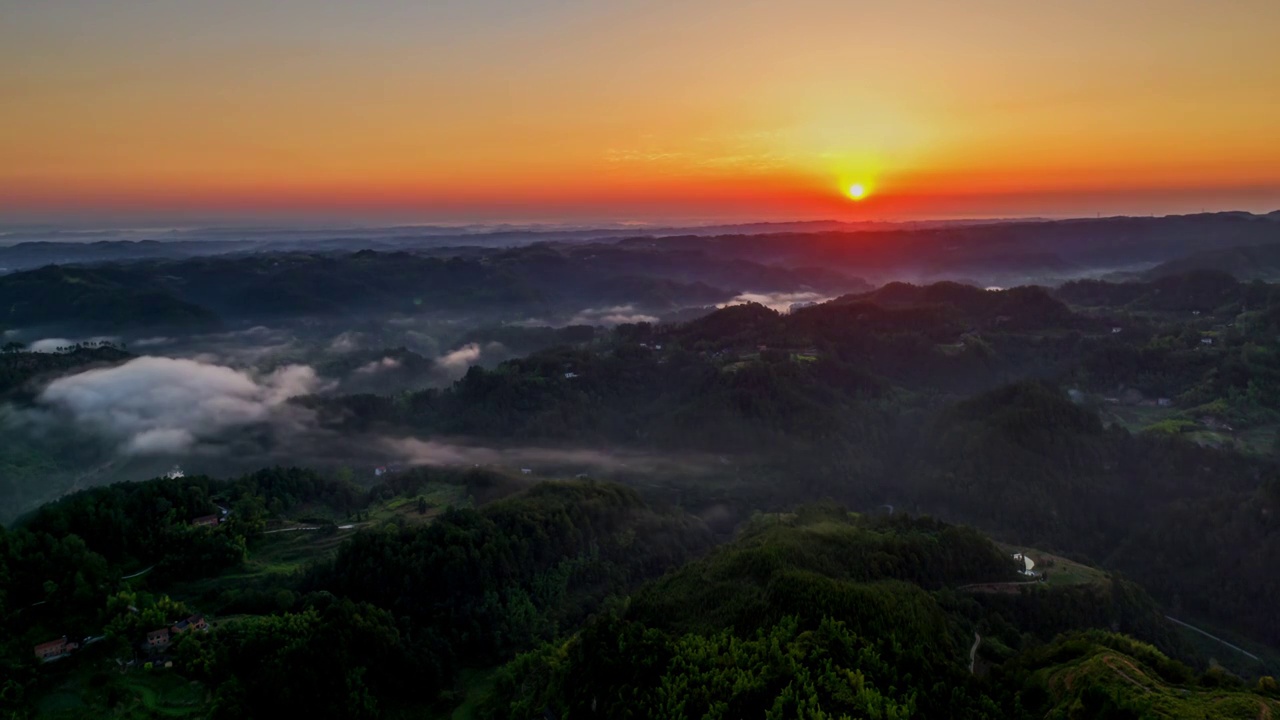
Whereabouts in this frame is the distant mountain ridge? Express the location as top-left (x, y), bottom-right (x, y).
top-left (1146, 242), bottom-right (1280, 281)
top-left (2, 211), bottom-right (1277, 279)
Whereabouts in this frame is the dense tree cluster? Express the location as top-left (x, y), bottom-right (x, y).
top-left (305, 481), bottom-right (714, 694)
top-left (179, 594), bottom-right (423, 720)
top-left (480, 510), bottom-right (1241, 719)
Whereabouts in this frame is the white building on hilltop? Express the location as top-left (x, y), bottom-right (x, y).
top-left (1013, 553), bottom-right (1037, 577)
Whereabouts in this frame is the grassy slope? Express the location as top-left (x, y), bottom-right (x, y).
top-left (38, 664), bottom-right (205, 720)
top-left (162, 483), bottom-right (468, 609)
top-left (1038, 646), bottom-right (1280, 719)
top-left (995, 544), bottom-right (1109, 588)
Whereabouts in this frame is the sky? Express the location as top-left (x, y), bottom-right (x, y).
top-left (3, 0), bottom-right (1279, 225)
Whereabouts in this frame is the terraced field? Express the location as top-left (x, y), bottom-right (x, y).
top-left (1038, 643), bottom-right (1280, 719)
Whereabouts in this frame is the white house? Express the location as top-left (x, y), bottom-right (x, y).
top-left (1012, 553), bottom-right (1037, 577)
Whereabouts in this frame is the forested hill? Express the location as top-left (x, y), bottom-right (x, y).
top-left (481, 508), bottom-right (1274, 719)
top-left (8, 469), bottom-right (1275, 718)
top-left (1144, 242), bottom-right (1280, 281)
top-left (306, 275), bottom-right (1280, 651)
top-left (0, 265), bottom-right (222, 331)
top-left (0, 245), bottom-right (867, 331)
top-left (629, 211), bottom-right (1280, 280)
top-left (0, 344), bottom-right (133, 397)
top-left (6, 213), bottom-right (1279, 334)
top-left (1056, 269), bottom-right (1276, 311)
top-left (308, 282), bottom-right (1100, 443)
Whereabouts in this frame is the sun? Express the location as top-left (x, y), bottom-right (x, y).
top-left (847, 183), bottom-right (867, 201)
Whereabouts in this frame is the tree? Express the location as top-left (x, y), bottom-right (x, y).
top-left (417, 496), bottom-right (428, 515)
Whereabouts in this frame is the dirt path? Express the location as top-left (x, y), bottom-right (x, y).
top-left (263, 523), bottom-right (360, 535)
top-left (1102, 654), bottom-right (1150, 693)
top-left (263, 526), bottom-right (322, 534)
top-left (958, 580), bottom-right (1040, 593)
top-left (969, 632), bottom-right (981, 674)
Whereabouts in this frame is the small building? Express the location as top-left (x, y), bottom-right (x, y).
top-left (564, 372), bottom-right (578, 379)
top-left (34, 637), bottom-right (78, 661)
top-left (1111, 327), bottom-right (1122, 334)
top-left (191, 514), bottom-right (220, 527)
top-left (374, 466), bottom-right (388, 477)
top-left (1012, 553), bottom-right (1038, 578)
top-left (1200, 337), bottom-right (1214, 346)
top-left (171, 614), bottom-right (208, 635)
top-left (1157, 398), bottom-right (1173, 407)
top-left (520, 468), bottom-right (533, 475)
top-left (146, 628), bottom-right (171, 648)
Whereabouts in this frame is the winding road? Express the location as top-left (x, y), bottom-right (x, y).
top-left (969, 632), bottom-right (981, 674)
top-left (121, 565), bottom-right (154, 580)
top-left (1164, 615), bottom-right (1261, 662)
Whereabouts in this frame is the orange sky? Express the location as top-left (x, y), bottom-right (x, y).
top-left (3, 0), bottom-right (1279, 223)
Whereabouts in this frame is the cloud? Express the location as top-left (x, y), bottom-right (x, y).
top-left (29, 338), bottom-right (74, 353)
top-left (382, 437), bottom-right (713, 476)
top-left (436, 343), bottom-right (483, 372)
top-left (34, 356), bottom-right (327, 455)
top-left (169, 325), bottom-right (298, 366)
top-left (328, 331), bottom-right (364, 353)
top-left (25, 336), bottom-right (123, 353)
top-left (569, 305), bottom-right (659, 326)
top-left (511, 317), bottom-right (552, 328)
top-left (720, 292), bottom-right (831, 314)
top-left (604, 148), bottom-right (686, 163)
top-left (127, 428), bottom-right (197, 455)
top-left (355, 356), bottom-right (402, 375)
top-left (131, 336), bottom-right (173, 348)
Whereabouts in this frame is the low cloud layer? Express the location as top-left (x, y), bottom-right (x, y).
top-left (383, 436), bottom-right (714, 477)
top-left (569, 305), bottom-right (659, 326)
top-left (23, 335), bottom-right (122, 352)
top-left (176, 325), bottom-right (300, 367)
top-left (721, 291), bottom-right (831, 314)
top-left (29, 338), bottom-right (74, 353)
top-left (34, 356), bottom-right (326, 455)
top-left (436, 343), bottom-right (483, 372)
top-left (355, 356), bottom-right (402, 375)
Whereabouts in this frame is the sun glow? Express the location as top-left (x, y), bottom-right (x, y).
top-left (847, 183), bottom-right (867, 201)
